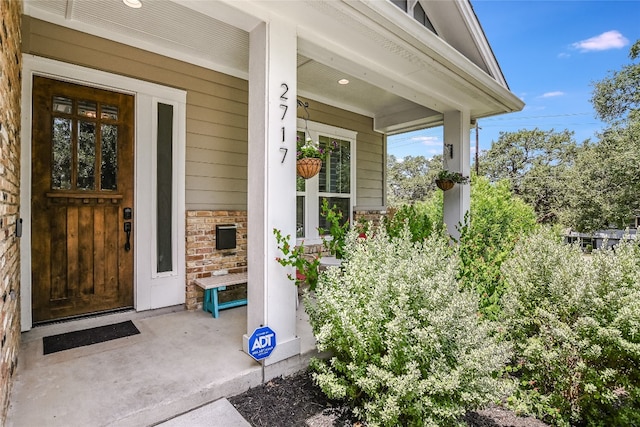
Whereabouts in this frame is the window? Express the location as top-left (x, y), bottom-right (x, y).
top-left (296, 121), bottom-right (356, 242)
top-left (391, 0), bottom-right (407, 12)
top-left (413, 2), bottom-right (436, 33)
top-left (157, 103), bottom-right (173, 273)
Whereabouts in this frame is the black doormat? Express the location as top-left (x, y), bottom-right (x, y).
top-left (43, 320), bottom-right (140, 355)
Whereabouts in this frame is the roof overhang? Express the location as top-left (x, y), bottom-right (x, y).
top-left (24, 0), bottom-right (524, 135)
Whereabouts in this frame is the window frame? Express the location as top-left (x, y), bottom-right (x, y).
top-left (296, 119), bottom-right (357, 245)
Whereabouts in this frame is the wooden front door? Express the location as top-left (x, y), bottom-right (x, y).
top-left (31, 76), bottom-right (134, 323)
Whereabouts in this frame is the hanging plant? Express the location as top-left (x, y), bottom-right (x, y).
top-left (296, 136), bottom-right (323, 179)
top-left (296, 137), bottom-right (339, 179)
top-left (295, 100), bottom-right (338, 179)
top-left (435, 170), bottom-right (469, 191)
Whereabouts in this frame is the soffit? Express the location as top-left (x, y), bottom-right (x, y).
top-left (23, 0), bottom-right (522, 134)
top-left (25, 0), bottom-right (250, 73)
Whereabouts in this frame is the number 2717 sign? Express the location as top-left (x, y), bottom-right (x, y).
top-left (279, 83), bottom-right (289, 163)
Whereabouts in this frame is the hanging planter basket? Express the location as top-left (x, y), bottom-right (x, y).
top-left (435, 179), bottom-right (455, 191)
top-left (297, 158), bottom-right (322, 179)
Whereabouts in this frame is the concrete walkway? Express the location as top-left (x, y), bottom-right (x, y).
top-left (7, 305), bottom-right (317, 426)
top-left (156, 399), bottom-right (251, 427)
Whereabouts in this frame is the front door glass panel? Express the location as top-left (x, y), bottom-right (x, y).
top-left (78, 121), bottom-right (96, 190)
top-left (50, 97), bottom-right (120, 192)
top-left (101, 124), bottom-right (118, 190)
top-left (52, 117), bottom-right (72, 190)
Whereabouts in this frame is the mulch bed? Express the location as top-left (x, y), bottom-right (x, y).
top-left (229, 370), bottom-right (549, 427)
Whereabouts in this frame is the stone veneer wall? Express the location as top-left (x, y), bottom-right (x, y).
top-left (185, 211), bottom-right (248, 310)
top-left (0, 0), bottom-right (23, 423)
top-left (353, 208), bottom-right (387, 228)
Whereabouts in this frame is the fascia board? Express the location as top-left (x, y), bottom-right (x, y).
top-left (340, 0), bottom-right (523, 114)
top-left (454, 0), bottom-right (509, 88)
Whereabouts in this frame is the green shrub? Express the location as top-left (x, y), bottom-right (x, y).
top-left (501, 228), bottom-right (640, 426)
top-left (457, 177), bottom-right (538, 319)
top-left (273, 228), bottom-right (321, 291)
top-left (415, 191), bottom-right (444, 232)
top-left (318, 198), bottom-right (350, 259)
top-left (305, 224), bottom-right (512, 426)
top-left (382, 203), bottom-right (433, 242)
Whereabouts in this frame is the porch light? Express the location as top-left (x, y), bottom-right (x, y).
top-left (123, 0), bottom-right (142, 8)
top-left (338, 78), bottom-right (350, 85)
top-left (445, 143), bottom-right (453, 158)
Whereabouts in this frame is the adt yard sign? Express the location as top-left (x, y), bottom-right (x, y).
top-left (248, 326), bottom-right (276, 361)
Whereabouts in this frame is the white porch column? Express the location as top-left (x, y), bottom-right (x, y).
top-left (443, 110), bottom-right (471, 240)
top-left (243, 19), bottom-right (300, 365)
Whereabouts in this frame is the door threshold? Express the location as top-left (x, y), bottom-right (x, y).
top-left (33, 307), bottom-right (135, 327)
top-left (24, 305), bottom-right (185, 343)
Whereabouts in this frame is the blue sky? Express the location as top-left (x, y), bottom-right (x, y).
top-left (387, 0), bottom-right (640, 160)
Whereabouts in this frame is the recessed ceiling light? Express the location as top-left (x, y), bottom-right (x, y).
top-left (123, 0), bottom-right (142, 8)
top-left (338, 79), bottom-right (350, 85)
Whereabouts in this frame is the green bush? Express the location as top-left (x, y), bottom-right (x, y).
top-left (318, 198), bottom-right (350, 259)
top-left (500, 228), bottom-right (640, 426)
top-left (382, 203), bottom-right (433, 242)
top-left (305, 224), bottom-right (512, 426)
top-left (273, 228), bottom-right (321, 291)
top-left (457, 177), bottom-right (538, 319)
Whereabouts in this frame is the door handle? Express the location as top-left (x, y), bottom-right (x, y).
top-left (124, 222), bottom-right (132, 251)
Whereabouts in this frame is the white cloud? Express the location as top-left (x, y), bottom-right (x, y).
top-left (539, 91), bottom-right (565, 98)
top-left (413, 135), bottom-right (441, 147)
top-left (572, 30), bottom-right (629, 52)
top-left (557, 52), bottom-right (571, 59)
top-left (398, 136), bottom-right (441, 159)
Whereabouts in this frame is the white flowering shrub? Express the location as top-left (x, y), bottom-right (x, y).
top-left (501, 228), bottom-right (640, 426)
top-left (305, 225), bottom-right (512, 426)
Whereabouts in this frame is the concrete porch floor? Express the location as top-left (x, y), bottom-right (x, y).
top-left (6, 304), bottom-right (318, 426)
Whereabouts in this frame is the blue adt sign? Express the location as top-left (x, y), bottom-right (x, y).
top-left (248, 326), bottom-right (276, 361)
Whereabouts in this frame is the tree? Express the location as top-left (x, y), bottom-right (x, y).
top-left (563, 120), bottom-right (640, 231)
top-left (479, 128), bottom-right (578, 223)
top-left (591, 39), bottom-right (640, 124)
top-left (386, 154), bottom-right (442, 205)
top-left (563, 40), bottom-right (640, 231)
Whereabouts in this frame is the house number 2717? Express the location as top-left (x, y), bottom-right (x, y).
top-left (279, 83), bottom-right (289, 163)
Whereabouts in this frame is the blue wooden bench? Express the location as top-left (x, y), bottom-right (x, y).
top-left (194, 272), bottom-right (248, 318)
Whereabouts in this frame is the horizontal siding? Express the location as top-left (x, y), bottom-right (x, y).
top-left (357, 197), bottom-right (382, 208)
top-left (186, 148), bottom-right (246, 167)
top-left (358, 178), bottom-right (383, 191)
top-left (188, 133), bottom-right (248, 154)
top-left (187, 162), bottom-right (248, 180)
top-left (23, 18), bottom-right (385, 210)
top-left (186, 176), bottom-right (247, 192)
top-left (186, 190), bottom-right (247, 208)
top-left (186, 118), bottom-right (247, 142)
top-left (187, 104), bottom-right (247, 130)
top-left (297, 97), bottom-right (385, 208)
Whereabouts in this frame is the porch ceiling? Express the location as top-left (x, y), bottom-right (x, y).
top-left (24, 0), bottom-right (523, 135)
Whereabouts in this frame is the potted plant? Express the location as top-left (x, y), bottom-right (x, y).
top-left (435, 170), bottom-right (469, 191)
top-left (296, 136), bottom-right (338, 179)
